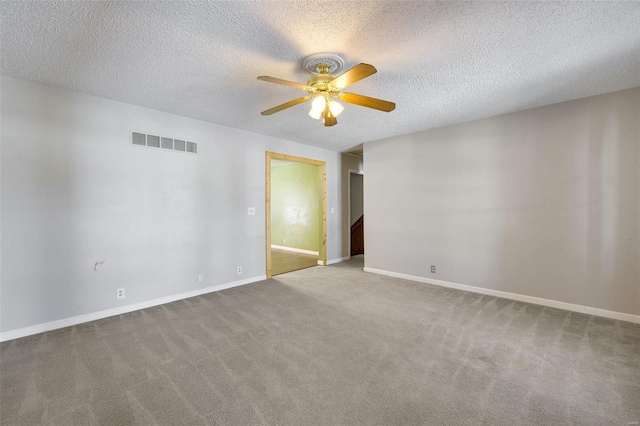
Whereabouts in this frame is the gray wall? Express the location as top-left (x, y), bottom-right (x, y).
top-left (0, 76), bottom-right (346, 334)
top-left (365, 87), bottom-right (640, 316)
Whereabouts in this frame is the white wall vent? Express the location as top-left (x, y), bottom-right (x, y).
top-left (147, 134), bottom-right (160, 148)
top-left (132, 132), bottom-right (146, 146)
top-left (130, 132), bottom-right (197, 154)
top-left (161, 137), bottom-right (173, 150)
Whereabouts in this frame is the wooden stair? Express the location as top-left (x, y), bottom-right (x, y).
top-left (351, 215), bottom-right (364, 256)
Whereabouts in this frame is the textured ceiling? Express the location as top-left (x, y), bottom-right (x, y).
top-left (2, 1), bottom-right (639, 152)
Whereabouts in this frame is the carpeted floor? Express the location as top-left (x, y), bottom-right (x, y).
top-left (1, 256), bottom-right (639, 425)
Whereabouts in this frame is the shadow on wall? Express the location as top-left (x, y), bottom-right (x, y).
top-left (492, 96), bottom-right (637, 312)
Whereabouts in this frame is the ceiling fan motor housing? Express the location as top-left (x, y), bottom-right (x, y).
top-left (306, 73), bottom-right (339, 97)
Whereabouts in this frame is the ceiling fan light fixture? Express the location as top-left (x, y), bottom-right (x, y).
top-left (309, 108), bottom-right (322, 120)
top-left (309, 95), bottom-right (327, 119)
top-left (311, 95), bottom-right (326, 112)
top-left (328, 100), bottom-right (344, 117)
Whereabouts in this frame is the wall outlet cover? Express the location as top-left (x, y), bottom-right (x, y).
top-left (237, 266), bottom-right (242, 275)
top-left (197, 274), bottom-right (204, 283)
top-left (116, 288), bottom-right (125, 299)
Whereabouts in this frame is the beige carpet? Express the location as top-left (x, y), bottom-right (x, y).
top-left (1, 256), bottom-right (639, 425)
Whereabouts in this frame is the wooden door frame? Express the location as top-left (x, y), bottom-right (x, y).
top-left (265, 151), bottom-right (327, 279)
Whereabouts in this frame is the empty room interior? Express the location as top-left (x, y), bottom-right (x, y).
top-left (1, 1), bottom-right (639, 425)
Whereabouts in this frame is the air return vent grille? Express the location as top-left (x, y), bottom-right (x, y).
top-left (161, 137), bottom-right (173, 150)
top-left (132, 132), bottom-right (146, 146)
top-left (147, 135), bottom-right (160, 148)
top-left (174, 139), bottom-right (186, 152)
top-left (131, 132), bottom-right (197, 155)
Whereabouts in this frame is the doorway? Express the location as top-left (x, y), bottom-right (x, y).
top-left (349, 170), bottom-right (364, 256)
top-left (266, 152), bottom-right (326, 278)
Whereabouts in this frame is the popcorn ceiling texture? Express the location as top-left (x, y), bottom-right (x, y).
top-left (2, 1), bottom-right (639, 152)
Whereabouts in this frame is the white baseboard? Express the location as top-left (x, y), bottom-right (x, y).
top-left (271, 245), bottom-right (319, 256)
top-left (363, 267), bottom-right (640, 324)
top-left (269, 246), bottom-right (345, 266)
top-left (0, 275), bottom-right (267, 342)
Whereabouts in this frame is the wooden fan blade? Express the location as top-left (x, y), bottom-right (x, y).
top-left (261, 97), bottom-right (311, 116)
top-left (329, 63), bottom-right (377, 89)
top-left (339, 92), bottom-right (395, 112)
top-left (257, 76), bottom-right (313, 91)
top-left (322, 104), bottom-right (337, 126)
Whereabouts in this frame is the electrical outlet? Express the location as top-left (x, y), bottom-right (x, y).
top-left (431, 265), bottom-right (436, 273)
top-left (237, 266), bottom-right (242, 275)
top-left (116, 287), bottom-right (125, 299)
top-left (197, 274), bottom-right (204, 283)
top-left (248, 207), bottom-right (255, 215)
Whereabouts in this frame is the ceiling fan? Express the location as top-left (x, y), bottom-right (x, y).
top-left (258, 53), bottom-right (395, 127)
